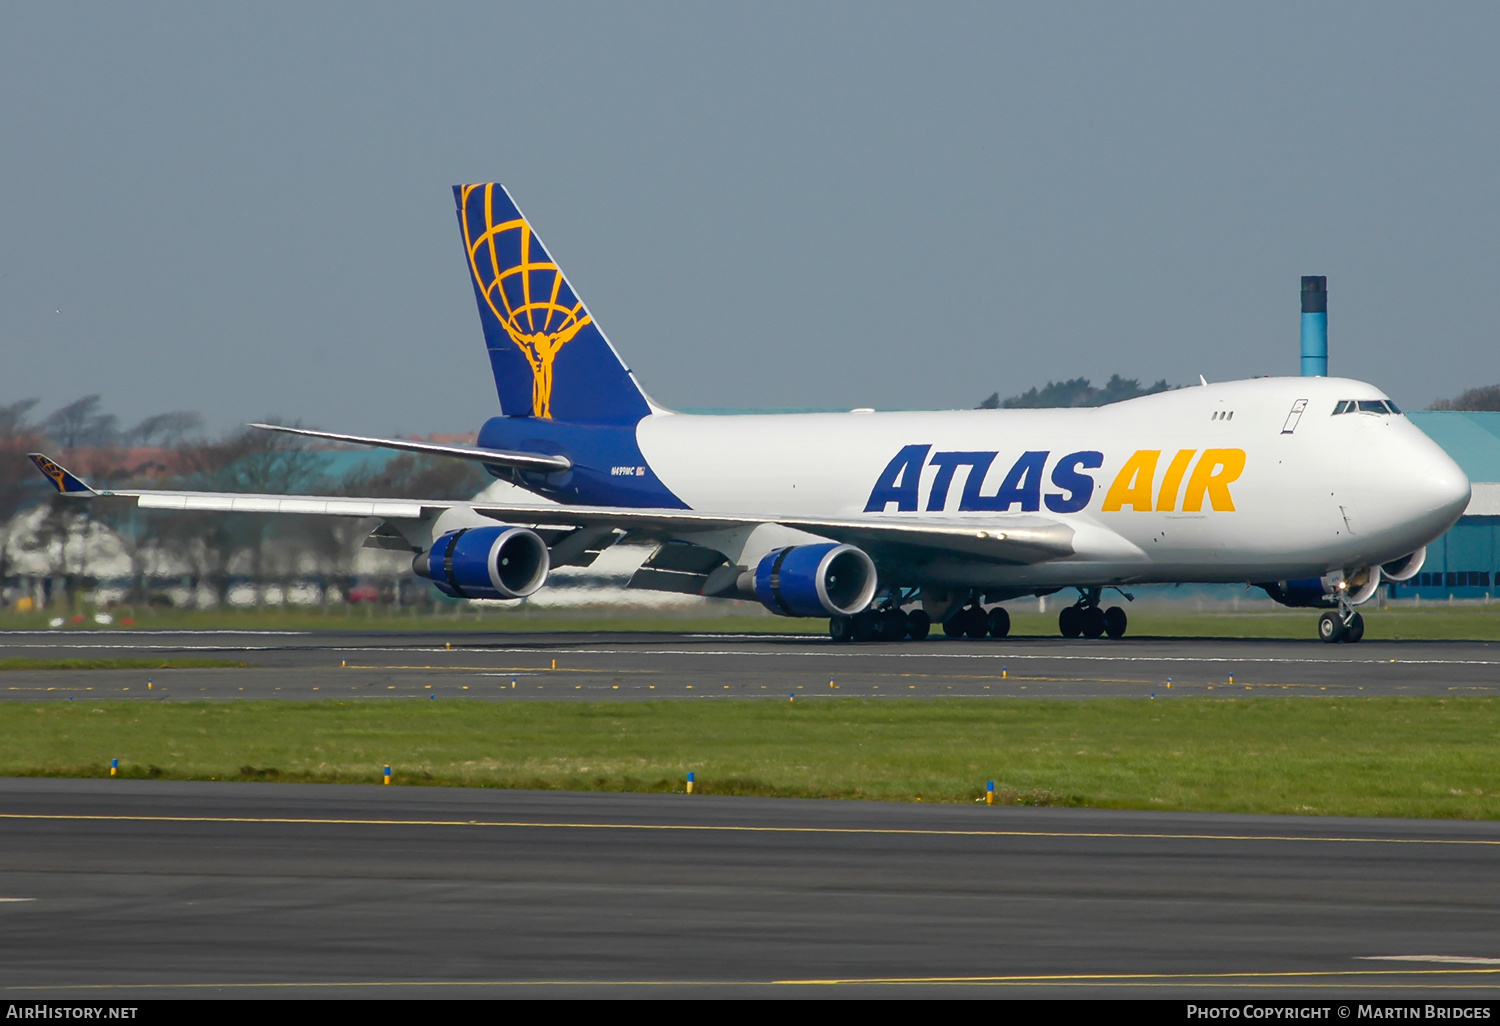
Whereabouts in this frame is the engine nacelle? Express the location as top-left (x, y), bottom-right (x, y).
top-left (1342, 566), bottom-right (1381, 605)
top-left (1259, 567), bottom-right (1381, 609)
top-left (753, 543), bottom-right (877, 618)
top-left (1259, 577), bottom-right (1336, 608)
top-left (412, 526), bottom-right (549, 600)
top-left (1381, 547), bottom-right (1425, 582)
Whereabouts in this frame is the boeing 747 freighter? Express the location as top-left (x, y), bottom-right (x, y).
top-left (31, 184), bottom-right (1471, 643)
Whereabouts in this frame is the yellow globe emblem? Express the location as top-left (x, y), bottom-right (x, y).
top-left (460, 183), bottom-right (591, 419)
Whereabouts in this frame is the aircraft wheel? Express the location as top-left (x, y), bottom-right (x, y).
top-left (1346, 611), bottom-right (1365, 643)
top-left (986, 606), bottom-right (1011, 639)
top-left (828, 616), bottom-right (857, 643)
top-left (853, 611), bottom-right (883, 642)
top-left (963, 606), bottom-right (988, 639)
top-left (1080, 605), bottom-right (1106, 639)
top-left (1058, 605), bottom-right (1083, 638)
top-left (1317, 610), bottom-right (1346, 643)
top-left (943, 614), bottom-right (966, 639)
top-left (906, 609), bottom-right (931, 641)
top-left (1102, 605), bottom-right (1128, 639)
top-left (880, 608), bottom-right (908, 641)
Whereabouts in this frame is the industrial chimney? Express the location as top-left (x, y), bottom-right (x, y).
top-left (1301, 275), bottom-right (1327, 377)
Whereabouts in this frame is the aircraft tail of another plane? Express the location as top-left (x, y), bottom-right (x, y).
top-left (454, 183), bottom-right (653, 425)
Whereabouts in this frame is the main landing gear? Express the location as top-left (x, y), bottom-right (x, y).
top-left (829, 606), bottom-right (932, 643)
top-left (1057, 588), bottom-right (1129, 640)
top-left (829, 600), bottom-right (1013, 643)
top-left (940, 604), bottom-right (1011, 640)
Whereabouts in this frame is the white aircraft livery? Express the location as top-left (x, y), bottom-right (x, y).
top-left (30, 183), bottom-right (1472, 643)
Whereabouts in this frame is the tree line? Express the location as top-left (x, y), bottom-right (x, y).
top-left (0, 396), bottom-right (487, 609)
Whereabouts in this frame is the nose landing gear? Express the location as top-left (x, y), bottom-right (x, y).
top-left (1318, 607), bottom-right (1365, 644)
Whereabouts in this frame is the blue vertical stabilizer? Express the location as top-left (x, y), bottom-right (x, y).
top-left (455, 184), bottom-right (653, 424)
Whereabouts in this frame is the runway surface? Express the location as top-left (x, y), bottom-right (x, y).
top-left (1, 628), bottom-right (1497, 701)
top-left (2, 778), bottom-right (1500, 997)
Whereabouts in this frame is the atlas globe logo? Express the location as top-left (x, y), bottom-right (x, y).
top-left (459, 182), bottom-right (592, 419)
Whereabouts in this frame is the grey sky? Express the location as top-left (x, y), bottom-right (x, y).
top-left (2, 3), bottom-right (1496, 435)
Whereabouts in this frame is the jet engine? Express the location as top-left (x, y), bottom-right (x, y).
top-left (753, 543), bottom-right (877, 618)
top-left (1259, 567), bottom-right (1381, 609)
top-left (413, 526), bottom-right (550, 600)
top-left (1380, 547), bottom-right (1425, 582)
top-left (1341, 566), bottom-right (1381, 605)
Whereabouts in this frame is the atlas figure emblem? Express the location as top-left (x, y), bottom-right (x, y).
top-left (461, 184), bottom-right (590, 419)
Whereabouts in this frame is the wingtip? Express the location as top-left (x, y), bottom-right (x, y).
top-left (27, 453), bottom-right (96, 495)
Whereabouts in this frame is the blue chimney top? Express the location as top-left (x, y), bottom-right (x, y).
top-left (1301, 276), bottom-right (1327, 377)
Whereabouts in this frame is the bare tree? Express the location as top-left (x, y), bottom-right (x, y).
top-left (0, 399), bottom-right (43, 589)
top-left (14, 495), bottom-right (89, 610)
top-left (168, 423), bottom-right (329, 607)
top-left (127, 411), bottom-right (205, 448)
top-left (335, 452), bottom-right (488, 500)
top-left (43, 395), bottom-right (118, 450)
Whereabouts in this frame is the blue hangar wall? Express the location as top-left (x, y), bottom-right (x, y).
top-left (1389, 411), bottom-right (1500, 600)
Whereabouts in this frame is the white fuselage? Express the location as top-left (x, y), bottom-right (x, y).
top-left (635, 376), bottom-right (1470, 588)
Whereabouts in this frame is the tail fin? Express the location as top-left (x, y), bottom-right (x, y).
top-left (455, 183), bottom-right (652, 424)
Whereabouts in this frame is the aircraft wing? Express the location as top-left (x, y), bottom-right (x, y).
top-left (27, 453), bottom-right (440, 518)
top-left (28, 453), bottom-right (1074, 565)
top-left (464, 503), bottom-right (1075, 565)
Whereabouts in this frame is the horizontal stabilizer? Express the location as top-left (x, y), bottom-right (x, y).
top-left (248, 424), bottom-right (571, 473)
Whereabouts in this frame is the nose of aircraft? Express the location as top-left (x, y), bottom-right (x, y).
top-left (1408, 431), bottom-right (1471, 526)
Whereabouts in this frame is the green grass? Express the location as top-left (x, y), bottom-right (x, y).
top-left (4, 601), bottom-right (1498, 639)
top-left (1003, 605), bottom-right (1500, 641)
top-left (7, 697), bottom-right (1500, 819)
top-left (0, 658), bottom-right (249, 671)
top-left (0, 605), bottom-right (823, 634)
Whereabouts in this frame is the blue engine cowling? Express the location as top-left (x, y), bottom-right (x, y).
top-left (1257, 577), bottom-right (1334, 608)
top-left (753, 543), bottom-right (877, 617)
top-left (413, 526), bottom-right (550, 600)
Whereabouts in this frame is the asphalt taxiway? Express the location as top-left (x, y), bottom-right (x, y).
top-left (0, 628), bottom-right (1497, 701)
top-left (2, 778), bottom-right (1499, 997)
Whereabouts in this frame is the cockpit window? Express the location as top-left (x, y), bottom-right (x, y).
top-left (1333, 399), bottom-right (1400, 415)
